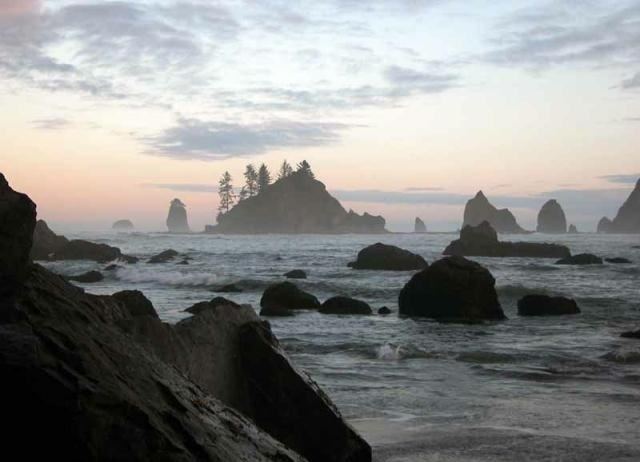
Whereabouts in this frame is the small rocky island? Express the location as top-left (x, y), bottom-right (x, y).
top-left (597, 178), bottom-right (640, 233)
top-left (209, 169), bottom-right (386, 234)
top-left (463, 191), bottom-right (526, 233)
top-left (414, 217), bottom-right (427, 233)
top-left (537, 199), bottom-right (567, 233)
top-left (166, 198), bottom-right (191, 233)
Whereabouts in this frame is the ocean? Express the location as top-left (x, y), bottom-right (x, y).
top-left (41, 232), bottom-right (640, 461)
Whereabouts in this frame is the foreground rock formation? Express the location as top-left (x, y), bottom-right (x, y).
top-left (398, 256), bottom-right (506, 322)
top-left (0, 173), bottom-right (371, 462)
top-left (112, 219), bottom-right (134, 230)
top-left (167, 198), bottom-right (191, 233)
top-left (443, 222), bottom-right (570, 259)
top-left (463, 191), bottom-right (526, 233)
top-left (517, 295), bottom-right (580, 316)
top-left (209, 171), bottom-right (386, 234)
top-left (537, 200), bottom-right (567, 233)
top-left (348, 243), bottom-right (428, 270)
top-left (414, 217), bottom-right (427, 233)
top-left (597, 178), bottom-right (640, 233)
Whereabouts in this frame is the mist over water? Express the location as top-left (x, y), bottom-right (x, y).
top-left (43, 231), bottom-right (640, 459)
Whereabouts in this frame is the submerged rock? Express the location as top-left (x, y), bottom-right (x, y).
top-left (320, 296), bottom-right (372, 315)
top-left (621, 329), bottom-right (640, 339)
top-left (517, 295), bottom-right (580, 316)
top-left (537, 199), bottom-right (567, 233)
top-left (284, 269), bottom-right (307, 279)
top-left (166, 198), bottom-right (190, 233)
top-left (556, 253), bottom-right (603, 265)
top-left (112, 219), bottom-right (134, 231)
top-left (605, 257), bottom-right (632, 264)
top-left (463, 191), bottom-right (526, 233)
top-left (215, 283), bottom-right (243, 293)
top-left (378, 306), bottom-right (392, 315)
top-left (348, 243), bottom-right (428, 271)
top-left (261, 282), bottom-right (320, 311)
top-left (414, 217), bottom-right (427, 233)
top-left (444, 221), bottom-right (570, 259)
top-left (398, 256), bottom-right (505, 322)
top-left (148, 249), bottom-right (179, 263)
top-left (67, 270), bottom-right (104, 283)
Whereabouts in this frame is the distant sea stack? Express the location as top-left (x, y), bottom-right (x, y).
top-left (536, 199), bottom-right (567, 233)
top-left (568, 224), bottom-right (578, 234)
top-left (112, 219), bottom-right (134, 231)
top-left (463, 191), bottom-right (526, 233)
top-left (414, 217), bottom-right (427, 233)
top-left (210, 171), bottom-right (386, 234)
top-left (597, 178), bottom-right (640, 233)
top-left (166, 198), bottom-right (190, 233)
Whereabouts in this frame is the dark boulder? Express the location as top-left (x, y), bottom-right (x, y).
top-left (113, 290), bottom-right (158, 317)
top-left (55, 239), bottom-right (122, 262)
top-left (104, 263), bottom-right (123, 271)
top-left (260, 306), bottom-right (295, 317)
top-left (348, 243), bottom-right (428, 271)
top-left (30, 219), bottom-right (68, 260)
top-left (414, 217), bottom-right (427, 233)
top-left (517, 295), bottom-right (580, 316)
top-left (621, 329), bottom-right (640, 339)
top-left (320, 296), bottom-right (372, 315)
top-left (537, 199), bottom-right (567, 233)
top-left (261, 282), bottom-right (320, 311)
top-left (0, 173), bottom-right (36, 291)
top-left (463, 191), bottom-right (526, 233)
top-left (605, 257), bottom-right (632, 264)
top-left (148, 249), bottom-right (179, 263)
top-left (556, 253), bottom-right (603, 265)
top-left (398, 256), bottom-right (505, 322)
top-left (444, 221), bottom-right (570, 259)
top-left (112, 219), bottom-right (134, 231)
top-left (215, 283), bottom-right (243, 293)
top-left (166, 198), bottom-right (190, 233)
top-left (378, 306), bottom-right (392, 315)
top-left (284, 269), bottom-right (307, 279)
top-left (185, 297), bottom-right (240, 315)
top-left (67, 270), bottom-right (104, 283)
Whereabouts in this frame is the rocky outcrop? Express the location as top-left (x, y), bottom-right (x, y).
top-left (148, 249), bottom-right (179, 263)
top-left (568, 224), bottom-right (578, 234)
top-left (598, 178), bottom-right (640, 233)
top-left (463, 191), bottom-right (526, 233)
top-left (320, 296), bottom-right (373, 315)
top-left (167, 198), bottom-right (190, 233)
top-left (113, 289), bottom-right (158, 317)
top-left (209, 171), bottom-right (386, 234)
top-left (414, 217), bottom-right (427, 233)
top-left (605, 257), bottom-right (632, 264)
top-left (284, 270), bottom-right (307, 279)
top-left (112, 219), bottom-right (134, 230)
top-left (556, 253), bottom-right (603, 265)
top-left (443, 221), bottom-right (570, 259)
top-left (537, 200), bottom-right (567, 233)
top-left (261, 282), bottom-right (321, 311)
top-left (67, 270), bottom-right (104, 283)
top-left (398, 256), bottom-right (505, 322)
top-left (517, 295), bottom-right (580, 316)
top-left (30, 219), bottom-right (68, 260)
top-left (348, 243), bottom-right (428, 271)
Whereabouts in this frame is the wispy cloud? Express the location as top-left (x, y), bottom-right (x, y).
top-left (31, 117), bottom-right (69, 130)
top-left (599, 173), bottom-right (640, 184)
top-left (143, 183), bottom-right (216, 193)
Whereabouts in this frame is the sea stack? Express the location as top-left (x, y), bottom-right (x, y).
top-left (414, 217), bottom-right (427, 233)
top-left (536, 199), bottom-right (567, 233)
top-left (112, 219), bottom-right (134, 231)
top-left (568, 224), bottom-right (578, 234)
top-left (166, 198), bottom-right (190, 233)
top-left (597, 178), bottom-right (640, 233)
top-left (463, 191), bottom-right (526, 233)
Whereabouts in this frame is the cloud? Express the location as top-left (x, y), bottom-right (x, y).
top-left (599, 173), bottom-right (640, 184)
top-left (0, 0), bottom-right (40, 17)
top-left (31, 117), bottom-right (69, 130)
top-left (621, 72), bottom-right (640, 89)
top-left (383, 65), bottom-right (458, 95)
top-left (145, 118), bottom-right (348, 159)
top-left (404, 186), bottom-right (444, 192)
top-left (143, 183), bottom-right (216, 193)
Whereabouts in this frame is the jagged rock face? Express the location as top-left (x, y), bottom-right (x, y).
top-left (0, 173), bottom-right (36, 291)
top-left (463, 191), bottom-right (526, 233)
top-left (537, 200), bottom-right (567, 233)
top-left (597, 217), bottom-right (613, 233)
top-left (414, 217), bottom-right (427, 233)
top-left (167, 198), bottom-right (190, 233)
top-left (113, 219), bottom-right (134, 230)
top-left (213, 172), bottom-right (386, 234)
top-left (398, 256), bottom-right (505, 322)
top-left (348, 243), bottom-right (428, 271)
top-left (606, 178), bottom-right (640, 233)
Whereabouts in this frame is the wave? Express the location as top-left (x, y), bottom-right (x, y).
top-left (601, 349), bottom-right (640, 364)
top-left (115, 267), bottom-right (222, 288)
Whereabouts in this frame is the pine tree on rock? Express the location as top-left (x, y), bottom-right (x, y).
top-left (218, 171), bottom-right (236, 216)
top-left (297, 160), bottom-right (314, 178)
top-left (243, 164), bottom-right (258, 197)
top-left (257, 163), bottom-right (272, 193)
top-left (278, 160), bottom-right (294, 180)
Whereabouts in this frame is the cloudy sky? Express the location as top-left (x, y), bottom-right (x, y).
top-left (1, 0), bottom-right (639, 231)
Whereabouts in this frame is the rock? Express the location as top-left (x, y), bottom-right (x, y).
top-left (600, 178), bottom-right (640, 233)
top-left (517, 295), bottom-right (580, 316)
top-left (30, 219), bottom-right (68, 260)
top-left (597, 217), bottom-right (613, 233)
top-left (112, 219), bottom-right (134, 231)
top-left (621, 329), bottom-right (640, 339)
top-left (320, 296), bottom-right (372, 315)
top-left (148, 249), bottom-right (179, 263)
top-left (215, 283), bottom-right (243, 293)
top-left (378, 306), bottom-right (392, 315)
top-left (67, 270), bottom-right (104, 283)
top-left (414, 217), bottom-right (427, 233)
top-left (444, 221), bottom-right (570, 259)
top-left (208, 170), bottom-right (387, 234)
top-left (104, 263), bottom-right (123, 271)
top-left (463, 191), bottom-right (526, 233)
top-left (398, 256), bottom-right (506, 322)
top-left (536, 199), bottom-right (567, 233)
top-left (284, 269), bottom-right (307, 279)
top-left (556, 253), bottom-right (603, 265)
top-left (113, 290), bottom-right (158, 317)
top-left (261, 282), bottom-right (321, 311)
top-left (568, 224), bottom-right (578, 234)
top-left (185, 297), bottom-right (240, 315)
top-left (166, 198), bottom-right (190, 233)
top-left (260, 306), bottom-right (295, 317)
top-left (605, 257), bottom-right (632, 264)
top-left (178, 258), bottom-right (190, 265)
top-left (348, 243), bottom-right (428, 271)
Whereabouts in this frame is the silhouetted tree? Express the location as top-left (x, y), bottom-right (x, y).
top-left (278, 160), bottom-right (294, 179)
top-left (257, 163), bottom-right (271, 192)
top-left (218, 171), bottom-right (236, 214)
top-left (297, 160), bottom-right (314, 178)
top-left (243, 164), bottom-right (258, 197)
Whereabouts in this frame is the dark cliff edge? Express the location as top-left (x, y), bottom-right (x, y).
top-left (598, 178), bottom-right (640, 234)
top-left (207, 171), bottom-right (387, 234)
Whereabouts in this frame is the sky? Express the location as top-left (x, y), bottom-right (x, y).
top-left (1, 0), bottom-right (639, 232)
